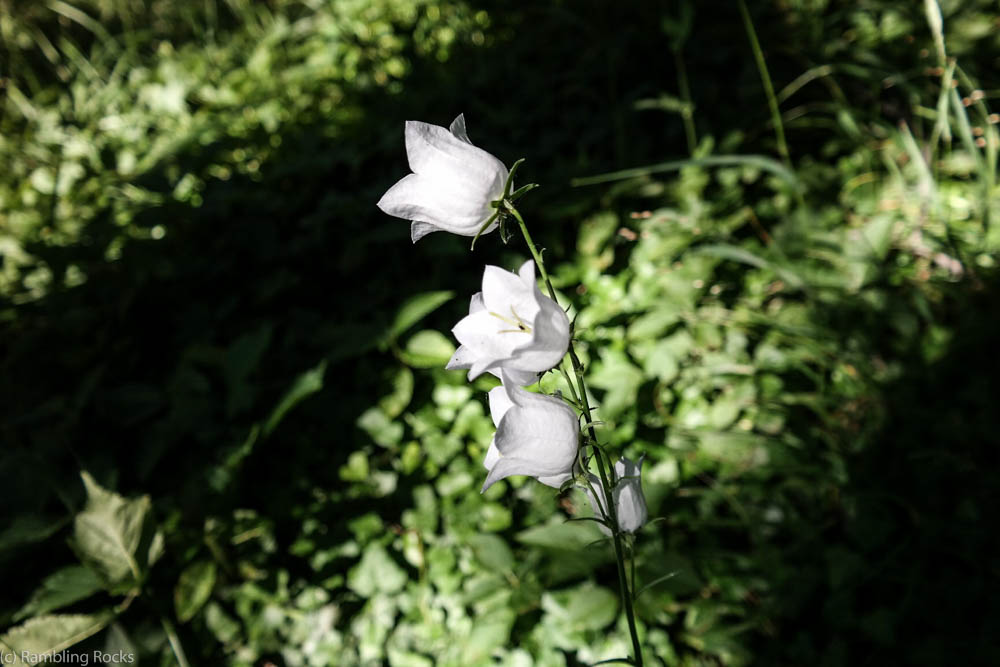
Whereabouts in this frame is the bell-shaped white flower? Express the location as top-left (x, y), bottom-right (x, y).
top-left (481, 371), bottom-right (580, 493)
top-left (583, 455), bottom-right (648, 535)
top-left (447, 260), bottom-right (570, 386)
top-left (377, 114), bottom-right (509, 243)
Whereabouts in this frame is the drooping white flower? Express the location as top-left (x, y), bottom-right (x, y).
top-left (583, 455), bottom-right (648, 535)
top-left (447, 260), bottom-right (570, 386)
top-left (481, 372), bottom-right (580, 493)
top-left (377, 114), bottom-right (509, 243)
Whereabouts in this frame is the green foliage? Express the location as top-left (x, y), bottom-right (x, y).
top-left (72, 472), bottom-right (159, 593)
top-left (2, 0), bottom-right (1000, 665)
top-left (0, 613), bottom-right (115, 664)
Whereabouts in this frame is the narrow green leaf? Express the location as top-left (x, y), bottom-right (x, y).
top-left (572, 154), bottom-right (801, 192)
top-left (263, 359), bottom-right (326, 437)
top-left (381, 291), bottom-right (454, 346)
top-left (696, 243), bottom-right (806, 289)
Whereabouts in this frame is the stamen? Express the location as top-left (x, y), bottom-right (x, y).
top-left (488, 306), bottom-right (532, 335)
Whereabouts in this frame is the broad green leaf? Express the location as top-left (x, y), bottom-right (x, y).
top-left (0, 612), bottom-right (115, 662)
top-left (174, 560), bottom-right (217, 623)
top-left (398, 330), bottom-right (455, 368)
top-left (356, 408), bottom-right (403, 448)
top-left (587, 350), bottom-right (644, 419)
top-left (628, 307), bottom-right (680, 341)
top-left (460, 609), bottom-right (515, 664)
top-left (381, 290), bottom-right (454, 346)
top-left (339, 451), bottom-right (370, 482)
top-left (542, 583), bottom-right (618, 632)
top-left (72, 472), bottom-right (151, 590)
top-left (14, 566), bottom-right (103, 621)
top-left (467, 534), bottom-right (515, 573)
top-left (540, 582), bottom-right (619, 650)
top-left (263, 359), bottom-right (326, 436)
top-left (516, 520), bottom-right (603, 550)
top-left (347, 543), bottom-right (408, 597)
top-left (641, 338), bottom-right (681, 383)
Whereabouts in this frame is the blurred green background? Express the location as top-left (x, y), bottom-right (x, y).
top-left (1, 0), bottom-right (998, 664)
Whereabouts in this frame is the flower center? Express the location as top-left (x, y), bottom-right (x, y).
top-left (489, 305), bottom-right (532, 335)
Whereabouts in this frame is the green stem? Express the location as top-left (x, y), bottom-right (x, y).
top-left (561, 360), bottom-right (582, 407)
top-left (673, 49), bottom-right (697, 155)
top-left (510, 203), bottom-right (643, 667)
top-left (737, 0), bottom-right (790, 167)
top-left (160, 614), bottom-right (191, 667)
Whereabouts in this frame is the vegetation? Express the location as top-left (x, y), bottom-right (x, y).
top-left (1, 0), bottom-right (998, 664)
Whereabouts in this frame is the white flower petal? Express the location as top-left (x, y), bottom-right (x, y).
top-left (449, 262), bottom-right (570, 385)
top-left (492, 367), bottom-right (539, 386)
top-left (410, 220), bottom-right (440, 243)
top-left (469, 292), bottom-right (485, 314)
top-left (612, 456), bottom-right (648, 534)
top-left (516, 259), bottom-right (536, 285)
top-left (512, 292), bottom-right (570, 371)
top-left (481, 456), bottom-right (571, 493)
top-left (483, 438), bottom-right (501, 470)
top-left (481, 263), bottom-right (540, 322)
top-left (487, 385), bottom-right (514, 426)
top-left (404, 120), bottom-right (506, 194)
top-left (583, 474), bottom-right (612, 536)
top-left (494, 388), bottom-right (577, 470)
top-left (377, 116), bottom-right (507, 239)
top-left (378, 172), bottom-right (498, 235)
top-left (449, 113), bottom-right (471, 144)
top-left (445, 344), bottom-right (477, 371)
top-left (536, 471), bottom-right (573, 489)
top-left (451, 310), bottom-right (519, 379)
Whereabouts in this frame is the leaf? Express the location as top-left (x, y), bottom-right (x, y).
top-left (696, 243), bottom-right (805, 290)
top-left (540, 582), bottom-right (619, 650)
top-left (459, 609), bottom-right (515, 664)
top-left (572, 154), bottom-right (801, 192)
top-left (347, 543), bottom-right (408, 597)
top-left (356, 408), bottom-right (403, 448)
top-left (467, 534), bottom-right (515, 573)
top-left (398, 330), bottom-right (455, 368)
top-left (72, 472), bottom-right (151, 591)
top-left (174, 560), bottom-right (217, 623)
top-left (587, 350), bottom-right (644, 419)
top-left (378, 367), bottom-right (413, 418)
top-left (14, 566), bottom-right (104, 621)
top-left (0, 515), bottom-right (67, 553)
top-left (0, 612), bottom-right (115, 661)
top-left (516, 520), bottom-right (604, 550)
top-left (380, 291), bottom-right (454, 346)
top-left (263, 359), bottom-right (326, 437)
top-left (204, 602), bottom-right (241, 645)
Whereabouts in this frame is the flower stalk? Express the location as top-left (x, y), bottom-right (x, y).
top-left (379, 118), bottom-right (647, 664)
top-left (507, 198), bottom-right (644, 667)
